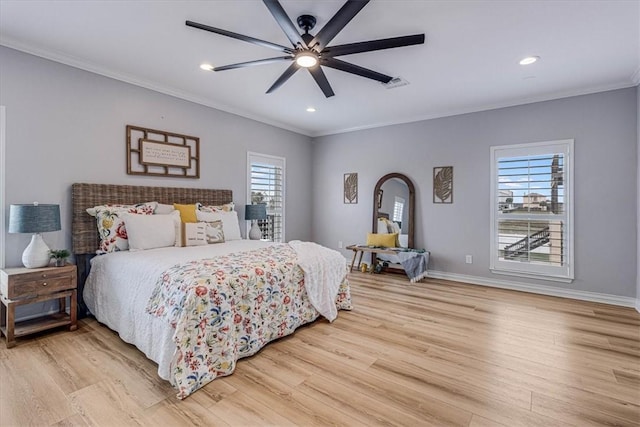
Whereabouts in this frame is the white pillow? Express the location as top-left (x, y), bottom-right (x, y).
top-left (122, 211), bottom-right (179, 251)
top-left (196, 210), bottom-right (242, 240)
top-left (155, 203), bottom-right (176, 215)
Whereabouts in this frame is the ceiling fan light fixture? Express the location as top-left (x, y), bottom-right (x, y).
top-left (295, 52), bottom-right (318, 68)
top-left (200, 63), bottom-right (214, 71)
top-left (519, 56), bottom-right (539, 65)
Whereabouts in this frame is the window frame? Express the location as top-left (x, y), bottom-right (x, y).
top-left (246, 152), bottom-right (285, 242)
top-left (489, 139), bottom-right (574, 282)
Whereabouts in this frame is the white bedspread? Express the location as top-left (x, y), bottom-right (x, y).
top-left (84, 240), bottom-right (274, 380)
top-left (289, 240), bottom-right (347, 322)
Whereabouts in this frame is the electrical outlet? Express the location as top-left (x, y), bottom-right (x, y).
top-left (465, 255), bottom-right (473, 264)
top-left (338, 241), bottom-right (343, 249)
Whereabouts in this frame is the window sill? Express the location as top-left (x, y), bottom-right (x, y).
top-left (490, 268), bottom-right (574, 284)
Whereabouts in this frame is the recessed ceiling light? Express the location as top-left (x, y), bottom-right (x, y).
top-left (306, 107), bottom-right (316, 112)
top-left (200, 63), bottom-right (214, 71)
top-left (519, 56), bottom-right (539, 65)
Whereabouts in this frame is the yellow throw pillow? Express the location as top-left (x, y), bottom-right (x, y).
top-left (173, 203), bottom-right (197, 223)
top-left (366, 233), bottom-right (398, 247)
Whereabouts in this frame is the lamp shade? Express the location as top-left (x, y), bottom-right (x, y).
top-left (9, 203), bottom-right (61, 234)
top-left (245, 204), bottom-right (267, 221)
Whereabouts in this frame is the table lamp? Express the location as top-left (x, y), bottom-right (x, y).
top-left (245, 204), bottom-right (267, 240)
top-left (9, 202), bottom-right (61, 268)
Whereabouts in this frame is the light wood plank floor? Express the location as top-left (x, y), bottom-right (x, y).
top-left (1, 273), bottom-right (639, 426)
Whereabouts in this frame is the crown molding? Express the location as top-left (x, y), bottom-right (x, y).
top-left (0, 38), bottom-right (312, 137)
top-left (2, 37), bottom-right (636, 139)
top-left (311, 82), bottom-right (637, 137)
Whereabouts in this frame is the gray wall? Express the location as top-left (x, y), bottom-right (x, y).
top-left (0, 46), bottom-right (313, 309)
top-left (312, 87), bottom-right (638, 299)
top-left (637, 84), bottom-right (640, 310)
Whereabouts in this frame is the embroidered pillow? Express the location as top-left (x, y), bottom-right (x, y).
top-left (175, 222), bottom-right (208, 247)
top-left (196, 210), bottom-right (242, 240)
top-left (196, 202), bottom-right (235, 213)
top-left (201, 220), bottom-right (225, 244)
top-left (94, 203), bottom-right (157, 254)
top-left (86, 202), bottom-right (157, 217)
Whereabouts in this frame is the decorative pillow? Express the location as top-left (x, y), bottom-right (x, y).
top-left (86, 202), bottom-right (157, 217)
top-left (196, 202), bottom-right (235, 213)
top-left (201, 220), bottom-right (225, 244)
top-left (154, 203), bottom-right (176, 215)
top-left (196, 210), bottom-right (242, 240)
top-left (173, 203), bottom-right (198, 223)
top-left (366, 233), bottom-right (398, 248)
top-left (94, 204), bottom-right (157, 254)
top-left (122, 211), bottom-right (179, 251)
top-left (175, 222), bottom-right (208, 247)
top-left (377, 217), bottom-right (401, 246)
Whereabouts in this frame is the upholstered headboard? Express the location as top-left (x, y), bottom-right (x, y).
top-left (71, 183), bottom-right (233, 317)
top-left (72, 182), bottom-right (233, 255)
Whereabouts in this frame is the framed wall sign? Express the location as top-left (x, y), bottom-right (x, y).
top-left (127, 125), bottom-right (200, 178)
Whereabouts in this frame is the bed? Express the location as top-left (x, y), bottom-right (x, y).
top-left (72, 183), bottom-right (352, 399)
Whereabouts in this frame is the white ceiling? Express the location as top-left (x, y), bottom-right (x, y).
top-left (1, 1), bottom-right (638, 137)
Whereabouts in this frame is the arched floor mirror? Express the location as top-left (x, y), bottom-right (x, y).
top-left (372, 172), bottom-right (415, 249)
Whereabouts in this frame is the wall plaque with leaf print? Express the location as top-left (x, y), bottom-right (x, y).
top-left (433, 166), bottom-right (453, 203)
top-left (344, 173), bottom-right (358, 204)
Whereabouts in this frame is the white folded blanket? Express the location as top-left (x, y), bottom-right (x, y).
top-left (289, 240), bottom-right (347, 322)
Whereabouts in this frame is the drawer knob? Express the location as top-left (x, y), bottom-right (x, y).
top-left (42, 274), bottom-right (47, 278)
top-left (42, 282), bottom-right (48, 286)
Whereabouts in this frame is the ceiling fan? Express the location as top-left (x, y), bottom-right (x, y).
top-left (186, 0), bottom-right (425, 98)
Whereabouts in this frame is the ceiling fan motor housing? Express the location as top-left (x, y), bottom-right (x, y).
top-left (297, 14), bottom-right (317, 33)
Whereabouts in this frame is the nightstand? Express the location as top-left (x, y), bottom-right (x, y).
top-left (0, 264), bottom-right (77, 348)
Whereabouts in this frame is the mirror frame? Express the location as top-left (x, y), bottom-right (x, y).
top-left (372, 172), bottom-right (415, 248)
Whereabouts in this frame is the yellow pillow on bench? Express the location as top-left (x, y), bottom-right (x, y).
top-left (366, 233), bottom-right (398, 247)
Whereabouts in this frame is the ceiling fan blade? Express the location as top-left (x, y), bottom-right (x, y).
top-left (186, 20), bottom-right (293, 54)
top-left (308, 67), bottom-right (335, 98)
top-left (266, 62), bottom-right (300, 94)
top-left (310, 0), bottom-right (370, 51)
top-left (214, 56), bottom-right (292, 71)
top-left (321, 57), bottom-right (392, 83)
top-left (324, 34), bottom-right (425, 57)
top-left (262, 0), bottom-right (306, 48)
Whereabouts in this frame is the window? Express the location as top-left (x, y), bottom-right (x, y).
top-left (392, 196), bottom-right (404, 223)
top-left (247, 152), bottom-right (285, 242)
top-left (490, 140), bottom-right (574, 281)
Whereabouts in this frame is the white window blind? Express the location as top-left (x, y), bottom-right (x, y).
top-left (392, 197), bottom-right (405, 223)
top-left (490, 140), bottom-right (574, 281)
top-left (247, 152), bottom-right (285, 242)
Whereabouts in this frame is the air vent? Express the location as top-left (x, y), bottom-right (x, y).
top-left (382, 77), bottom-right (410, 89)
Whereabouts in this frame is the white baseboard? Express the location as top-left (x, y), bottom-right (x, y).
top-left (635, 298), bottom-right (640, 314)
top-left (426, 270), bottom-right (637, 308)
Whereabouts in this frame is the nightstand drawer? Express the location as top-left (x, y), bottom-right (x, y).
top-left (9, 277), bottom-right (73, 298)
top-left (1, 265), bottom-right (77, 300)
